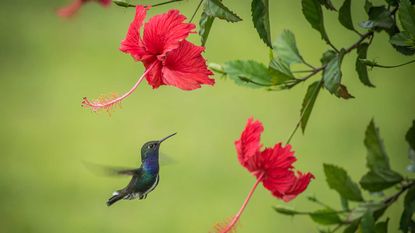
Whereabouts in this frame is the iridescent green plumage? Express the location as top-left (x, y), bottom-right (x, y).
top-left (106, 133), bottom-right (176, 206)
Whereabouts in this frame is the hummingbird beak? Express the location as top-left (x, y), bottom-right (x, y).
top-left (158, 132), bottom-right (177, 144)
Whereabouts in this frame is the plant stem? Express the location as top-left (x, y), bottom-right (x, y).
top-left (292, 69), bottom-right (314, 74)
top-left (343, 180), bottom-right (415, 224)
top-left (152, 0), bottom-right (183, 8)
top-left (297, 66), bottom-right (325, 81)
top-left (383, 180), bottom-right (415, 206)
top-left (328, 41), bottom-right (340, 53)
top-left (368, 59), bottom-right (415, 69)
top-left (285, 31), bottom-right (373, 143)
top-left (344, 31), bottom-right (373, 54)
top-left (286, 79), bottom-right (323, 144)
top-left (82, 62), bottom-right (157, 111)
top-left (303, 60), bottom-right (316, 69)
top-left (307, 196), bottom-right (334, 210)
top-left (221, 173), bottom-right (265, 233)
top-left (189, 0), bottom-right (204, 23)
top-left (353, 29), bottom-right (363, 37)
top-left (114, 0), bottom-right (183, 8)
top-left (331, 224), bottom-right (343, 233)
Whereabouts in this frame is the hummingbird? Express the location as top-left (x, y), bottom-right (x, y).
top-left (106, 133), bottom-right (176, 206)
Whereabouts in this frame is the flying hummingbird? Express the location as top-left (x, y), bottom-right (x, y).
top-left (106, 133), bottom-right (176, 206)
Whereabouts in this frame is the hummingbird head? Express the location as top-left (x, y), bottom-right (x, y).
top-left (141, 133), bottom-right (176, 161)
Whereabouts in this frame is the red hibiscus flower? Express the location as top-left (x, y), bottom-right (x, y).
top-left (217, 117), bottom-right (314, 233)
top-left (82, 5), bottom-right (214, 112)
top-left (57, 0), bottom-right (111, 18)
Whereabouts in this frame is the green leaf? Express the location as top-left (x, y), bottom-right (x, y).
top-left (203, 0), bottom-right (242, 23)
top-left (251, 0), bottom-right (272, 48)
top-left (319, 0), bottom-right (336, 11)
top-left (309, 209), bottom-right (343, 225)
top-left (269, 58), bottom-right (294, 77)
top-left (274, 206), bottom-right (303, 216)
top-left (273, 30), bottom-right (305, 65)
top-left (348, 202), bottom-right (386, 222)
top-left (323, 52), bottom-right (343, 94)
top-left (364, 120), bottom-right (391, 171)
top-left (407, 121), bottom-right (415, 172)
top-left (199, 13), bottom-right (215, 46)
top-left (390, 31), bottom-right (415, 47)
top-left (400, 186), bottom-right (415, 233)
top-left (360, 6), bottom-right (394, 31)
top-left (339, 0), bottom-right (355, 31)
top-left (320, 50), bottom-right (337, 64)
top-left (360, 211), bottom-right (375, 233)
top-left (360, 169), bottom-right (403, 192)
top-left (302, 0), bottom-right (331, 44)
top-left (344, 220), bottom-right (360, 233)
top-left (113, 0), bottom-right (135, 7)
top-left (301, 81), bottom-right (322, 133)
top-left (364, 0), bottom-right (373, 14)
top-left (406, 120), bottom-right (415, 150)
top-left (399, 0), bottom-right (415, 36)
top-left (341, 196), bottom-right (350, 211)
top-left (356, 43), bottom-right (375, 87)
top-left (223, 60), bottom-right (291, 88)
top-left (373, 205), bottom-right (388, 221)
top-left (323, 164), bottom-right (364, 202)
top-left (375, 219), bottom-right (389, 233)
top-left (385, 0), bottom-right (399, 6)
top-left (405, 186), bottom-right (415, 212)
top-left (360, 120), bottom-right (403, 191)
top-left (389, 28), bottom-right (415, 56)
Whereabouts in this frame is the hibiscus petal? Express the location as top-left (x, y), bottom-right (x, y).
top-left (259, 143), bottom-right (314, 201)
top-left (99, 0), bottom-right (111, 6)
top-left (143, 60), bottom-right (164, 89)
top-left (235, 118), bottom-right (264, 171)
top-left (120, 5), bottom-right (149, 60)
top-left (160, 40), bottom-right (214, 90)
top-left (268, 143), bottom-right (296, 170)
top-left (268, 171), bottom-right (314, 202)
top-left (57, 0), bottom-right (84, 18)
top-left (262, 168), bottom-right (296, 193)
top-left (143, 9), bottom-right (195, 56)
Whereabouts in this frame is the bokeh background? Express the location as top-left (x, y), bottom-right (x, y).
top-left (0, 0), bottom-right (414, 232)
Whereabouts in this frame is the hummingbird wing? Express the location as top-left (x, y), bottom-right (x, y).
top-left (159, 152), bottom-right (177, 166)
top-left (83, 161), bottom-right (139, 177)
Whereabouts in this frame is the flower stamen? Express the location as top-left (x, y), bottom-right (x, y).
top-left (82, 62), bottom-right (157, 112)
top-left (219, 172), bottom-right (265, 233)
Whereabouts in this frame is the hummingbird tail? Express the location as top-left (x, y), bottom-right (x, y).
top-left (107, 192), bottom-right (124, 206)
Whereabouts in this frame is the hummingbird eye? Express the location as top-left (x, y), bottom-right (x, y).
top-left (148, 144), bottom-right (155, 149)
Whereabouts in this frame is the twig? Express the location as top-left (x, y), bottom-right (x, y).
top-left (297, 66), bottom-right (325, 81)
top-left (303, 60), bottom-right (316, 69)
top-left (292, 70), bottom-right (315, 74)
top-left (367, 59), bottom-right (415, 69)
top-left (383, 180), bottom-right (415, 206)
top-left (189, 0), bottom-right (204, 23)
top-left (113, 0), bottom-right (183, 8)
top-left (344, 32), bottom-right (373, 54)
top-left (331, 224), bottom-right (343, 233)
top-left (307, 196), bottom-right (335, 210)
top-left (152, 0), bottom-right (183, 7)
top-left (328, 41), bottom-right (340, 53)
top-left (285, 31), bottom-right (374, 143)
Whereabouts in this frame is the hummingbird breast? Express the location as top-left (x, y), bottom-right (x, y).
top-left (125, 173), bottom-right (160, 200)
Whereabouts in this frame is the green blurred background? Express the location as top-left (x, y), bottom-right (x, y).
top-left (0, 0), bottom-right (414, 232)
